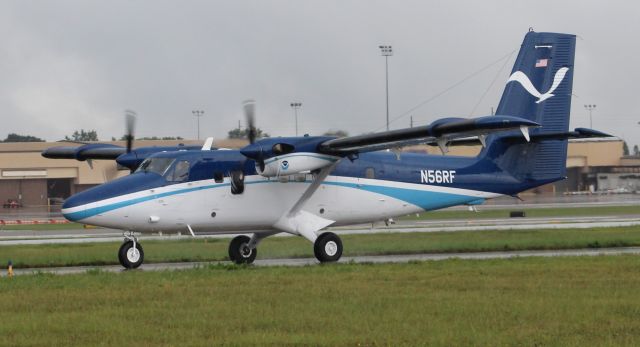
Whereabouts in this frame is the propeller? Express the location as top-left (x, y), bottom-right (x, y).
top-left (242, 100), bottom-right (265, 172)
top-left (125, 110), bottom-right (136, 153)
top-left (243, 100), bottom-right (257, 144)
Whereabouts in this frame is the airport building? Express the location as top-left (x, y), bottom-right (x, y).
top-left (0, 138), bottom-right (637, 208)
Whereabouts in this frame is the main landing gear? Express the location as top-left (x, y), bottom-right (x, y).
top-left (228, 235), bottom-right (257, 264)
top-left (119, 232), bottom-right (144, 269)
top-left (227, 232), bottom-right (343, 265)
top-left (313, 232), bottom-right (343, 262)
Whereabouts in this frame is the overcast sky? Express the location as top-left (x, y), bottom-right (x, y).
top-left (1, 0), bottom-right (638, 147)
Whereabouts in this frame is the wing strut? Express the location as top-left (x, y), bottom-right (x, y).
top-left (272, 162), bottom-right (339, 242)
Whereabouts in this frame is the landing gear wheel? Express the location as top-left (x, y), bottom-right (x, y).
top-left (228, 235), bottom-right (257, 264)
top-left (230, 171), bottom-right (245, 195)
top-left (314, 232), bottom-right (343, 263)
top-left (118, 240), bottom-right (144, 269)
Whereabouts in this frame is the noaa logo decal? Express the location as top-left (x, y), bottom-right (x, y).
top-left (507, 67), bottom-right (569, 103)
top-left (281, 160), bottom-right (289, 170)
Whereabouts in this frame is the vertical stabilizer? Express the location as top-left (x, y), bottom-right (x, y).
top-left (483, 31), bottom-right (576, 185)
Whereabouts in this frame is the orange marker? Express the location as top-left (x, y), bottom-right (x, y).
top-left (7, 260), bottom-right (13, 278)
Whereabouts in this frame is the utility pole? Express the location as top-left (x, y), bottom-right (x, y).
top-left (290, 102), bottom-right (302, 136)
top-left (379, 45), bottom-right (393, 131)
top-left (584, 104), bottom-right (596, 128)
top-left (192, 110), bottom-right (204, 140)
top-left (410, 116), bottom-right (413, 128)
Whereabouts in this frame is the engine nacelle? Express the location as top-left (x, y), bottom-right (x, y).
top-left (257, 153), bottom-right (340, 177)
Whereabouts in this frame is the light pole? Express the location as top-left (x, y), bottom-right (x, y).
top-left (192, 110), bottom-right (204, 140)
top-left (379, 45), bottom-right (393, 131)
top-left (290, 102), bottom-right (302, 136)
top-left (584, 104), bottom-right (596, 128)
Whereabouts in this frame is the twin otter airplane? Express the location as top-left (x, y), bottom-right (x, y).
top-left (44, 31), bottom-right (610, 269)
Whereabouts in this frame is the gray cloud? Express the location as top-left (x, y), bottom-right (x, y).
top-left (1, 0), bottom-right (638, 146)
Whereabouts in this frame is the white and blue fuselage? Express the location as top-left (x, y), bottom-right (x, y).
top-left (61, 150), bottom-right (510, 235)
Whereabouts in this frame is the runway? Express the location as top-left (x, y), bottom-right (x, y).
top-left (2, 212), bottom-right (640, 246)
top-left (4, 246), bottom-right (640, 277)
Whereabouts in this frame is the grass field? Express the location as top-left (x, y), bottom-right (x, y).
top-left (1, 255), bottom-right (640, 346)
top-left (0, 222), bottom-right (84, 231)
top-left (2, 226), bottom-right (640, 268)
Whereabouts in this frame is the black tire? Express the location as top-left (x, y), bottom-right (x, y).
top-left (228, 235), bottom-right (257, 264)
top-left (118, 241), bottom-right (144, 269)
top-left (314, 232), bottom-right (343, 263)
top-left (230, 171), bottom-right (245, 195)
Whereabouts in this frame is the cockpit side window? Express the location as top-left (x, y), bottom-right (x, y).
top-left (136, 158), bottom-right (175, 176)
top-left (166, 160), bottom-right (190, 182)
top-left (272, 143), bottom-right (295, 155)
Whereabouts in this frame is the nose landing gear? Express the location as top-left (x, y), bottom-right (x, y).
top-left (118, 232), bottom-right (144, 269)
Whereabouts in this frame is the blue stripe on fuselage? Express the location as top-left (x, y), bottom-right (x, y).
top-left (323, 181), bottom-right (476, 210)
top-left (63, 178), bottom-right (480, 221)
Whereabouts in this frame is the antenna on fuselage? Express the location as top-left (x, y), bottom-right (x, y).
top-left (201, 137), bottom-right (214, 150)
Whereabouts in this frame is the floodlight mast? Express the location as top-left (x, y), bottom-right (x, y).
top-left (290, 102), bottom-right (302, 136)
top-left (192, 110), bottom-right (204, 140)
top-left (379, 45), bottom-right (393, 131)
top-left (584, 104), bottom-right (596, 129)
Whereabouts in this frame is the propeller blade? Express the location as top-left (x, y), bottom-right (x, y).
top-left (125, 110), bottom-right (136, 153)
top-left (255, 146), bottom-right (265, 172)
top-left (242, 99), bottom-right (256, 144)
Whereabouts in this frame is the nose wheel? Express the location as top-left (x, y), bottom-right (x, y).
top-left (118, 234), bottom-right (144, 269)
top-left (228, 235), bottom-right (257, 264)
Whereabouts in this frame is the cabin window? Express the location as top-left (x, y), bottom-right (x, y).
top-left (136, 158), bottom-right (175, 176)
top-left (166, 160), bottom-right (190, 182)
top-left (365, 167), bottom-right (375, 179)
top-left (272, 143), bottom-right (295, 155)
top-left (213, 171), bottom-right (224, 183)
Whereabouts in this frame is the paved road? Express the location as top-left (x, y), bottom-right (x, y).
top-left (1, 214), bottom-right (639, 245)
top-left (3, 247), bottom-right (640, 277)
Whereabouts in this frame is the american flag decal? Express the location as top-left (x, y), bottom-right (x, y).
top-left (535, 58), bottom-right (548, 68)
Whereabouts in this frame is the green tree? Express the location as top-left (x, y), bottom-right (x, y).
top-left (623, 141), bottom-right (630, 155)
top-left (2, 133), bottom-right (45, 142)
top-left (634, 145), bottom-right (640, 156)
top-left (228, 128), bottom-right (269, 139)
top-left (65, 129), bottom-right (99, 141)
top-left (118, 136), bottom-right (184, 141)
top-left (323, 129), bottom-right (349, 137)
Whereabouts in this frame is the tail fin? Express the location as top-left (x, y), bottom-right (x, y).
top-left (482, 31), bottom-right (576, 186)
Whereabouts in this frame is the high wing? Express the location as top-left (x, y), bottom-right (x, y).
top-left (239, 115), bottom-right (541, 177)
top-left (41, 143), bottom-right (204, 170)
top-left (239, 114), bottom-right (613, 178)
top-left (42, 144), bottom-right (127, 160)
top-left (317, 115), bottom-right (539, 154)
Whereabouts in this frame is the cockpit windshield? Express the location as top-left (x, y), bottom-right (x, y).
top-left (135, 157), bottom-right (175, 176)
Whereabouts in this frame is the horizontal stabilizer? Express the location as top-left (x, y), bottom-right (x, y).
top-left (429, 128), bottom-right (613, 148)
top-left (504, 127), bottom-right (613, 142)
